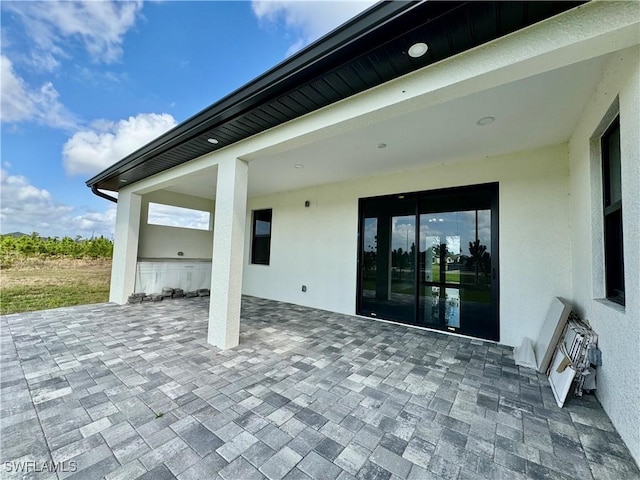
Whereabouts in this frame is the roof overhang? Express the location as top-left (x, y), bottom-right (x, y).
top-left (86, 1), bottom-right (585, 195)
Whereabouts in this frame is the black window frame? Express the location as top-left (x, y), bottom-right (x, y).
top-left (601, 116), bottom-right (625, 306)
top-left (251, 209), bottom-right (272, 265)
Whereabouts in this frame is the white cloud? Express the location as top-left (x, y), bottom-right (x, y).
top-left (2, 0), bottom-right (143, 67)
top-left (1, 1), bottom-right (144, 130)
top-left (26, 52), bottom-right (61, 73)
top-left (0, 168), bottom-right (116, 238)
top-left (252, 0), bottom-right (375, 56)
top-left (0, 168), bottom-right (210, 238)
top-left (71, 207), bottom-right (117, 238)
top-left (62, 113), bottom-right (177, 176)
top-left (0, 55), bottom-right (78, 129)
top-left (77, 66), bottom-right (128, 86)
top-left (148, 203), bottom-right (210, 231)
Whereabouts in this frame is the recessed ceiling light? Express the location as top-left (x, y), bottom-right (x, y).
top-left (377, 143), bottom-right (387, 149)
top-left (476, 116), bottom-right (495, 126)
top-left (408, 42), bottom-right (428, 58)
top-left (119, 179), bottom-right (127, 183)
top-left (207, 138), bottom-right (219, 144)
top-left (294, 164), bottom-right (304, 169)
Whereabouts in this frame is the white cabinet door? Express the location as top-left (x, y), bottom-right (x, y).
top-left (136, 261), bottom-right (212, 293)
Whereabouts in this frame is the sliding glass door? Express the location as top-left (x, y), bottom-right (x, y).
top-left (357, 183), bottom-right (499, 341)
top-left (360, 197), bottom-right (416, 323)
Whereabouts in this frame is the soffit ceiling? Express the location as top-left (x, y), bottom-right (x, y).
top-left (90, 1), bottom-right (583, 193)
top-left (163, 53), bottom-right (609, 199)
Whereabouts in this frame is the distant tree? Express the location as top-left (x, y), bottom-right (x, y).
top-left (409, 242), bottom-right (416, 273)
top-left (433, 243), bottom-right (448, 259)
top-left (467, 239), bottom-right (491, 284)
top-left (0, 233), bottom-right (113, 262)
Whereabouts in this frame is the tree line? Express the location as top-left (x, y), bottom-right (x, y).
top-left (0, 233), bottom-right (113, 260)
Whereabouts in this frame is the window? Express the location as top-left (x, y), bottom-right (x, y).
top-left (601, 116), bottom-right (625, 305)
top-left (147, 203), bottom-right (211, 231)
top-left (251, 209), bottom-right (272, 265)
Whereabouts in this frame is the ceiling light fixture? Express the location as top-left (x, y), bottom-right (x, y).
top-left (294, 164), bottom-right (304, 169)
top-left (408, 42), bottom-right (428, 58)
top-left (476, 116), bottom-right (495, 126)
top-left (377, 143), bottom-right (387, 149)
top-left (207, 138), bottom-right (219, 144)
top-left (119, 179), bottom-right (127, 183)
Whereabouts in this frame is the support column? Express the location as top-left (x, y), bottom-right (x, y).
top-left (109, 190), bottom-right (142, 304)
top-left (208, 158), bottom-right (249, 349)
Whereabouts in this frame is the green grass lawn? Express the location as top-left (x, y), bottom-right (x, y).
top-left (363, 265), bottom-right (491, 301)
top-left (363, 266), bottom-right (462, 292)
top-left (1, 258), bottom-right (111, 315)
top-left (431, 265), bottom-right (460, 283)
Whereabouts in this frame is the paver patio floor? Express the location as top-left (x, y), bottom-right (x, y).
top-left (1, 296), bottom-right (638, 480)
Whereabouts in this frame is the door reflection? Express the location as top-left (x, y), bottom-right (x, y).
top-left (424, 287), bottom-right (460, 328)
top-left (419, 209), bottom-right (492, 334)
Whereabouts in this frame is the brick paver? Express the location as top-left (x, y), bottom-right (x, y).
top-left (1, 296), bottom-right (638, 479)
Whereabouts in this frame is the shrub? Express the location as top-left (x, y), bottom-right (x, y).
top-left (0, 233), bottom-right (113, 267)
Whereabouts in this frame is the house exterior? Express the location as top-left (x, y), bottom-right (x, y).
top-left (86, 1), bottom-right (640, 465)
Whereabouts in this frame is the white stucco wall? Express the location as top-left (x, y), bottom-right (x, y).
top-left (568, 46), bottom-right (640, 465)
top-left (109, 190), bottom-right (141, 304)
top-left (138, 190), bottom-right (215, 260)
top-left (243, 143), bottom-right (572, 348)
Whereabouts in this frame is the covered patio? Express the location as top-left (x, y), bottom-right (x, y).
top-left (2, 298), bottom-right (638, 480)
top-left (84, 1), bottom-right (640, 463)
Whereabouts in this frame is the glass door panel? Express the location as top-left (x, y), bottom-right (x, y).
top-left (419, 206), bottom-right (495, 339)
top-left (360, 217), bottom-right (378, 308)
top-left (359, 206), bottom-right (416, 324)
top-left (389, 215), bottom-right (416, 323)
top-left (419, 212), bottom-right (465, 330)
top-left (459, 209), bottom-right (494, 338)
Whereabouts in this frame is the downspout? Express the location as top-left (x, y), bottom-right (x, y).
top-left (91, 185), bottom-right (118, 203)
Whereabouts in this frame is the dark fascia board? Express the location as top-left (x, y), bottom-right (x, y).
top-left (85, 1), bottom-right (425, 188)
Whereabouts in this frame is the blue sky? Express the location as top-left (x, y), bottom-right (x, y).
top-left (1, 0), bottom-right (373, 238)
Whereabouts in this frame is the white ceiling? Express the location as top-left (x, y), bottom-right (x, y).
top-left (164, 167), bottom-right (218, 198)
top-left (165, 54), bottom-right (609, 200)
